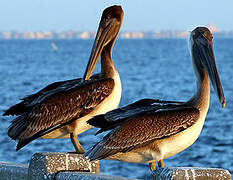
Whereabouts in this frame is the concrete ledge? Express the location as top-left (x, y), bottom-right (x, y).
top-left (0, 161), bottom-right (28, 180)
top-left (151, 167), bottom-right (232, 180)
top-left (56, 172), bottom-right (135, 180)
top-left (0, 153), bottom-right (134, 180)
top-left (1, 155), bottom-right (232, 180)
top-left (28, 152), bottom-right (99, 180)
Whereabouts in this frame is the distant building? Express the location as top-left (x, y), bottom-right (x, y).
top-left (2, 32), bottom-right (11, 39)
top-left (78, 32), bottom-right (90, 39)
top-left (207, 23), bottom-right (220, 33)
top-left (0, 23), bottom-right (232, 40)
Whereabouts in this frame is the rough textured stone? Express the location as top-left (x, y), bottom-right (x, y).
top-left (0, 161), bottom-right (28, 180)
top-left (56, 172), bottom-right (135, 180)
top-left (151, 167), bottom-right (232, 180)
top-left (0, 160), bottom-right (133, 180)
top-left (28, 152), bottom-right (99, 180)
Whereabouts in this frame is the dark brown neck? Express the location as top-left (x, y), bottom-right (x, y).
top-left (188, 67), bottom-right (210, 114)
top-left (100, 39), bottom-right (117, 78)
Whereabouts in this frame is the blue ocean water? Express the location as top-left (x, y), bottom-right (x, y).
top-left (0, 39), bottom-right (232, 179)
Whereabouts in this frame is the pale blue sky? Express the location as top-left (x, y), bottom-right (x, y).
top-left (0, 0), bottom-right (232, 31)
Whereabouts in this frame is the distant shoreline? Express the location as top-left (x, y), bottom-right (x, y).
top-left (1, 31), bottom-right (233, 40)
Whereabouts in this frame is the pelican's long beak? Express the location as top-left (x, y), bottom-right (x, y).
top-left (83, 18), bottom-right (119, 80)
top-left (197, 38), bottom-right (226, 109)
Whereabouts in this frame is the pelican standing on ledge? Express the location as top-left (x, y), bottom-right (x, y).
top-left (85, 27), bottom-right (225, 170)
top-left (3, 5), bottom-right (124, 153)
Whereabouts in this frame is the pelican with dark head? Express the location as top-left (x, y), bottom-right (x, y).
top-left (85, 27), bottom-right (225, 170)
top-left (4, 5), bottom-right (124, 153)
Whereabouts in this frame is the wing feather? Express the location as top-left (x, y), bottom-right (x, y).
top-left (8, 78), bottom-right (114, 150)
top-left (85, 106), bottom-right (199, 160)
top-left (3, 74), bottom-right (100, 116)
top-left (88, 98), bottom-right (183, 134)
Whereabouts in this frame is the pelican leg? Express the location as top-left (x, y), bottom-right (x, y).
top-left (70, 133), bottom-right (85, 154)
top-left (158, 159), bottom-right (165, 168)
top-left (149, 161), bottom-right (156, 171)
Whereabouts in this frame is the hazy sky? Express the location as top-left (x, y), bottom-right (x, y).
top-left (0, 0), bottom-right (233, 32)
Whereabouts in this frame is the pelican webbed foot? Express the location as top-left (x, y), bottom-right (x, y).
top-left (158, 159), bottom-right (165, 168)
top-left (149, 160), bottom-right (165, 171)
top-left (149, 161), bottom-right (156, 171)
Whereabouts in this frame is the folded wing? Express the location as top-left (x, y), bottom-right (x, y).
top-left (8, 77), bottom-right (114, 150)
top-left (85, 105), bottom-right (199, 160)
top-left (88, 98), bottom-right (184, 134)
top-left (3, 74), bottom-right (99, 116)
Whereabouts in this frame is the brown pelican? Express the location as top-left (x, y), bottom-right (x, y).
top-left (3, 5), bottom-right (124, 153)
top-left (85, 27), bottom-right (225, 170)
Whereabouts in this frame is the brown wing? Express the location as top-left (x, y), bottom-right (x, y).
top-left (87, 98), bottom-right (184, 134)
top-left (8, 78), bottom-right (114, 150)
top-left (85, 106), bottom-right (200, 160)
top-left (3, 74), bottom-right (100, 116)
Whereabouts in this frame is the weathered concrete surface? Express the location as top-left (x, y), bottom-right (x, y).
top-left (151, 167), bottom-right (232, 180)
top-left (56, 172), bottom-right (136, 180)
top-left (1, 158), bottom-right (232, 180)
top-left (28, 152), bottom-right (99, 180)
top-left (0, 160), bottom-right (134, 180)
top-left (0, 161), bottom-right (28, 180)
